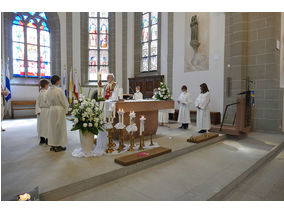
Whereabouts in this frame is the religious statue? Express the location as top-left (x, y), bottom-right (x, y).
top-left (190, 15), bottom-right (200, 52)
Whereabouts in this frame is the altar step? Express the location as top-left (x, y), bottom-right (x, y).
top-left (59, 135), bottom-right (284, 201)
top-left (209, 125), bottom-right (247, 136)
top-left (39, 135), bottom-right (225, 201)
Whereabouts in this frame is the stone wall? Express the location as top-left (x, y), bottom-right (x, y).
top-left (224, 12), bottom-right (283, 132)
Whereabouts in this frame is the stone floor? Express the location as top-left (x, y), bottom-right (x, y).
top-left (2, 118), bottom-right (284, 201)
top-left (1, 118), bottom-right (199, 200)
top-left (223, 149), bottom-right (284, 201)
top-left (60, 132), bottom-right (283, 201)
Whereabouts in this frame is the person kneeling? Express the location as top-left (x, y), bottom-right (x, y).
top-left (47, 75), bottom-right (69, 152)
top-left (195, 83), bottom-right (211, 134)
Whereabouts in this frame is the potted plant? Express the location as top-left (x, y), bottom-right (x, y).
top-left (70, 89), bottom-right (104, 153)
top-left (155, 78), bottom-right (172, 101)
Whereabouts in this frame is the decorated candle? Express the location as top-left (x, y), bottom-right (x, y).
top-left (122, 109), bottom-right (124, 124)
top-left (129, 111), bottom-right (136, 125)
top-left (139, 115), bottom-right (146, 136)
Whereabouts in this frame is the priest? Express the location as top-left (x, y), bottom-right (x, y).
top-left (98, 73), bottom-right (118, 101)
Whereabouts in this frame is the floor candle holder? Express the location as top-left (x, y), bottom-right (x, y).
top-left (149, 134), bottom-right (154, 146)
top-left (117, 129), bottom-right (125, 153)
top-left (138, 131), bottom-right (145, 150)
top-left (128, 132), bottom-right (135, 151)
top-left (105, 126), bottom-right (115, 154)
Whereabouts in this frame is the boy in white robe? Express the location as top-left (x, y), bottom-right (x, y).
top-left (195, 83), bottom-right (211, 133)
top-left (36, 79), bottom-right (50, 145)
top-left (133, 86), bottom-right (143, 100)
top-left (47, 75), bottom-right (69, 152)
top-left (177, 85), bottom-right (192, 129)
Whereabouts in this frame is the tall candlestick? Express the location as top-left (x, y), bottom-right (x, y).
top-left (97, 71), bottom-right (102, 98)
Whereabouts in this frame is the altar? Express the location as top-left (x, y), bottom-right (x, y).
top-left (113, 99), bottom-right (175, 140)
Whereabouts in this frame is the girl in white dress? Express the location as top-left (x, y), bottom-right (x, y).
top-left (36, 79), bottom-right (50, 145)
top-left (47, 75), bottom-right (69, 152)
top-left (177, 85), bottom-right (192, 129)
top-left (195, 83), bottom-right (211, 133)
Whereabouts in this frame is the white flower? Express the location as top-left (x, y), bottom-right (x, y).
top-left (82, 118), bottom-right (85, 121)
top-left (88, 123), bottom-right (93, 127)
top-left (68, 107), bottom-right (73, 112)
top-left (74, 118), bottom-right (79, 123)
top-left (79, 105), bottom-right (84, 109)
top-left (74, 100), bottom-right (78, 105)
top-left (160, 94), bottom-right (163, 97)
top-left (83, 123), bottom-right (87, 127)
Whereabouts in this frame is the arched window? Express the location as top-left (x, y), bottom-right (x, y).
top-left (141, 12), bottom-right (158, 72)
top-left (12, 12), bottom-right (50, 78)
top-left (88, 12), bottom-right (109, 81)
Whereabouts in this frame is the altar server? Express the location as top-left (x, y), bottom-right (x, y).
top-left (195, 83), bottom-right (211, 133)
top-left (47, 75), bottom-right (69, 152)
top-left (134, 86), bottom-right (143, 100)
top-left (36, 79), bottom-right (50, 145)
top-left (177, 85), bottom-right (192, 129)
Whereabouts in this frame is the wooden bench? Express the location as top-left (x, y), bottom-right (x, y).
top-left (11, 100), bottom-right (36, 119)
top-left (172, 109), bottom-right (221, 125)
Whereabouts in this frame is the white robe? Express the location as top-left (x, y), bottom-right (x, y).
top-left (134, 91), bottom-right (143, 100)
top-left (47, 85), bottom-right (69, 147)
top-left (195, 92), bottom-right (211, 130)
top-left (36, 89), bottom-right (49, 139)
top-left (177, 92), bottom-right (192, 124)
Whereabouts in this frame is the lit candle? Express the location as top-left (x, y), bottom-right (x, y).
top-left (97, 71), bottom-right (102, 98)
top-left (140, 115), bottom-right (146, 136)
top-left (18, 193), bottom-right (31, 201)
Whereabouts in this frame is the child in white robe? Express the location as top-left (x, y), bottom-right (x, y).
top-left (134, 86), bottom-right (143, 100)
top-left (47, 75), bottom-right (69, 152)
top-left (195, 83), bottom-right (211, 133)
top-left (36, 79), bottom-right (50, 145)
top-left (177, 85), bottom-right (192, 129)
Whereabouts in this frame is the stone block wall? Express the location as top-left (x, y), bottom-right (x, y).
top-left (224, 12), bottom-right (283, 132)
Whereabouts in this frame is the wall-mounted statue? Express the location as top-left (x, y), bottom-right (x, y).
top-left (190, 15), bottom-right (200, 52)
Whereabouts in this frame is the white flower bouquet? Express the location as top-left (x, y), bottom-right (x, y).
top-left (155, 78), bottom-right (172, 101)
top-left (71, 88), bottom-right (104, 135)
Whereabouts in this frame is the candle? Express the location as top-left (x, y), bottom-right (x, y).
top-left (18, 193), bottom-right (31, 201)
top-left (140, 115), bottom-right (146, 136)
top-left (97, 71), bottom-right (102, 98)
top-left (122, 109), bottom-right (124, 124)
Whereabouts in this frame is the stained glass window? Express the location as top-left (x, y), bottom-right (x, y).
top-left (12, 12), bottom-right (51, 78)
top-left (88, 12), bottom-right (109, 81)
top-left (141, 12), bottom-right (159, 72)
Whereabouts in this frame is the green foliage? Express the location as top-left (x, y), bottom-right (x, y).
top-left (155, 78), bottom-right (172, 101)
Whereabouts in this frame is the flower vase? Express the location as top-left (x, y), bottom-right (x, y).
top-left (79, 130), bottom-right (95, 153)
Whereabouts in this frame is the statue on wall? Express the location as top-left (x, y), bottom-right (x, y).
top-left (190, 15), bottom-right (200, 52)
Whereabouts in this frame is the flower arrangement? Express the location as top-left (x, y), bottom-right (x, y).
top-left (155, 78), bottom-right (172, 100)
top-left (70, 88), bottom-right (105, 135)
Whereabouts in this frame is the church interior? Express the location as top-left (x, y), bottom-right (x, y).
top-left (1, 6), bottom-right (284, 207)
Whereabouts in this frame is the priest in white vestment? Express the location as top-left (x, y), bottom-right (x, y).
top-left (133, 86), bottom-right (143, 100)
top-left (36, 79), bottom-right (50, 145)
top-left (47, 75), bottom-right (69, 152)
top-left (195, 83), bottom-right (211, 133)
top-left (177, 85), bottom-right (192, 129)
top-left (98, 73), bottom-right (119, 101)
